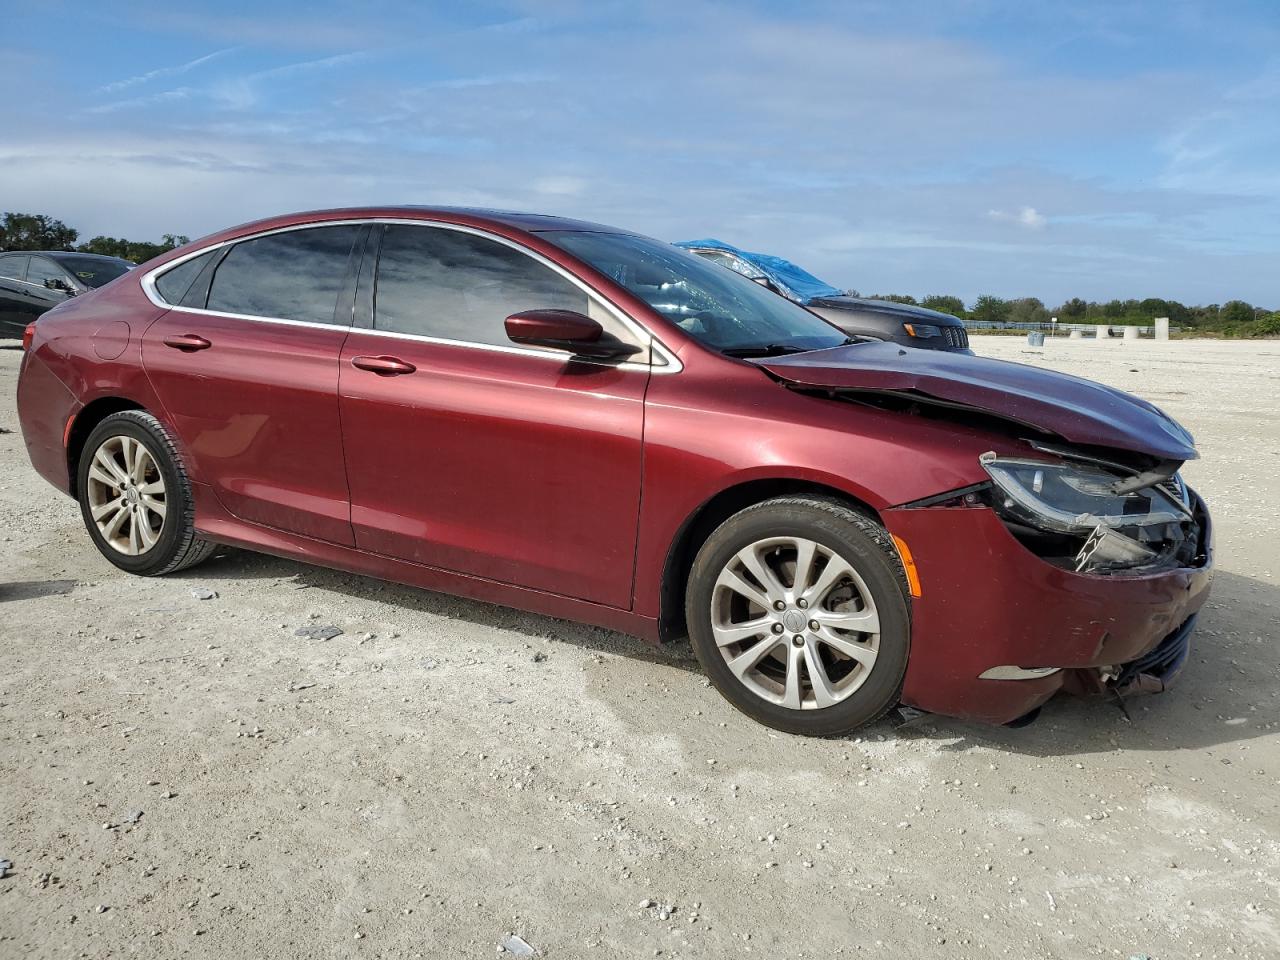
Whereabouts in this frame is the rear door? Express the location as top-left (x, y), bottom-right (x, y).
top-left (142, 224), bottom-right (366, 545)
top-left (337, 222), bottom-right (651, 608)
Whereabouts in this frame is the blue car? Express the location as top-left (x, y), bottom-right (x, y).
top-left (675, 239), bottom-right (971, 353)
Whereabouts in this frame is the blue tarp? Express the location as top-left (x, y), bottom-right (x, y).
top-left (673, 238), bottom-right (844, 304)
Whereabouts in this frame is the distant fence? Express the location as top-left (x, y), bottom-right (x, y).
top-left (963, 321), bottom-right (1181, 337)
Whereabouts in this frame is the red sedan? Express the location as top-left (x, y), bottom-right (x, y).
top-left (16, 207), bottom-right (1213, 735)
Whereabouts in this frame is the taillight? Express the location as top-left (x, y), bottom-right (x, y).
top-left (22, 322), bottom-right (36, 352)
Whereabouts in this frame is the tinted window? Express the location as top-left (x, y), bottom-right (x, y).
top-left (0, 255), bottom-right (27, 281)
top-left (374, 225), bottom-right (588, 346)
top-left (208, 225), bottom-right (360, 324)
top-left (155, 251), bottom-right (215, 304)
top-left (27, 257), bottom-right (72, 290)
top-left (52, 254), bottom-right (131, 289)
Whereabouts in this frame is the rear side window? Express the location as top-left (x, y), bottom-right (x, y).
top-left (154, 251), bottom-right (215, 305)
top-left (0, 255), bottom-right (27, 281)
top-left (374, 225), bottom-right (588, 346)
top-left (207, 225), bottom-right (361, 324)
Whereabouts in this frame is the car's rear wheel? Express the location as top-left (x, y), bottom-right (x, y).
top-left (77, 411), bottom-right (215, 575)
top-left (686, 496), bottom-right (910, 736)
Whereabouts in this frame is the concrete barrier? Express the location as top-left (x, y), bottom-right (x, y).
top-left (1095, 325), bottom-right (1110, 340)
top-left (1069, 329), bottom-right (1082, 340)
top-left (1123, 325), bottom-right (1139, 340)
top-left (1154, 317), bottom-right (1169, 340)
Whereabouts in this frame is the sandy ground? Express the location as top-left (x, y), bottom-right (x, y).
top-left (0, 335), bottom-right (1277, 960)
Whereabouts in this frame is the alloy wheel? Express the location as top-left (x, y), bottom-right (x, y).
top-left (85, 435), bottom-right (167, 556)
top-left (711, 536), bottom-right (880, 710)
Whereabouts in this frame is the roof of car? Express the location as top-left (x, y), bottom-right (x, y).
top-left (0, 250), bottom-right (131, 262)
top-left (221, 206), bottom-right (635, 238)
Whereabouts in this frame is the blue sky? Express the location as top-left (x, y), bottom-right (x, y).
top-left (2, 0), bottom-right (1277, 306)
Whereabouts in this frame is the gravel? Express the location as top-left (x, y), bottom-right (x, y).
top-left (1, 339), bottom-right (1278, 958)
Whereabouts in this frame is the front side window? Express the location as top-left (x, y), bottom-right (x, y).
top-left (26, 257), bottom-right (73, 291)
top-left (0, 255), bottom-right (27, 281)
top-left (374, 225), bottom-right (627, 351)
top-left (208, 225), bottom-right (361, 324)
top-left (550, 232), bottom-right (848, 355)
top-left (154, 251), bottom-right (215, 305)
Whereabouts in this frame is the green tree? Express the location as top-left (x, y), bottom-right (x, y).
top-left (920, 294), bottom-right (965, 317)
top-left (1007, 297), bottom-right (1049, 326)
top-left (0, 212), bottom-right (78, 251)
top-left (1055, 297), bottom-right (1088, 320)
top-left (77, 233), bottom-right (189, 263)
top-left (969, 295), bottom-right (1010, 324)
top-left (868, 293), bottom-right (918, 305)
top-left (1220, 300), bottom-right (1256, 326)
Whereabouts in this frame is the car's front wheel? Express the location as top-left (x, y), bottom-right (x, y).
top-left (77, 410), bottom-right (216, 575)
top-left (686, 496), bottom-right (910, 736)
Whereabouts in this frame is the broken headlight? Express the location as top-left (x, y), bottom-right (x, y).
top-left (980, 453), bottom-right (1196, 572)
top-left (980, 454), bottom-right (1188, 534)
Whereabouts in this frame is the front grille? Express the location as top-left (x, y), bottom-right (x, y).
top-left (943, 326), bottom-right (969, 348)
top-left (1157, 474), bottom-right (1190, 508)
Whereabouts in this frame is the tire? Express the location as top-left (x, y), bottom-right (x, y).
top-left (685, 496), bottom-right (910, 737)
top-left (76, 410), bottom-right (216, 576)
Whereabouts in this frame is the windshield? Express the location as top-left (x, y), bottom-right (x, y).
top-left (51, 255), bottom-right (131, 289)
top-left (548, 231), bottom-right (849, 354)
top-left (674, 239), bottom-right (845, 302)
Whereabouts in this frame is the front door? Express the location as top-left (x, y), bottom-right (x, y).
top-left (338, 223), bottom-right (651, 608)
top-left (141, 223), bottom-right (365, 545)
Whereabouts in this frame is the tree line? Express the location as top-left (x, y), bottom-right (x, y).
top-left (858, 291), bottom-right (1279, 338)
top-left (0, 212), bottom-right (188, 265)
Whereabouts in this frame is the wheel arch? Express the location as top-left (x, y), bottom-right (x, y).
top-left (66, 397), bottom-right (148, 498)
top-left (657, 478), bottom-right (883, 642)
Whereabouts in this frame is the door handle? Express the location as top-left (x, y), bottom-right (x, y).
top-left (163, 334), bottom-right (212, 352)
top-left (351, 355), bottom-right (416, 376)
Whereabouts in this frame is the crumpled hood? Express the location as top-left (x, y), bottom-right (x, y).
top-left (804, 295), bottom-right (964, 325)
top-left (754, 341), bottom-right (1197, 462)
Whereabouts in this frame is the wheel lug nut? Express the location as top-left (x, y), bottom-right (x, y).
top-left (773, 600), bottom-right (785, 611)
top-left (792, 635), bottom-right (804, 646)
top-left (809, 620), bottom-right (820, 631)
top-left (797, 598), bottom-right (808, 609)
top-left (771, 623), bottom-right (784, 635)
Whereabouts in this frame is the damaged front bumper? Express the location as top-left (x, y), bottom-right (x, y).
top-left (883, 491), bottom-right (1213, 725)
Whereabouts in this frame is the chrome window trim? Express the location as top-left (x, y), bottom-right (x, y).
top-left (141, 217), bottom-right (682, 374)
top-left (4, 276), bottom-right (58, 290)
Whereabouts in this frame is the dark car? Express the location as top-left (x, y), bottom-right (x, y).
top-left (0, 251), bottom-right (133, 338)
top-left (16, 207), bottom-right (1210, 736)
top-left (676, 238), bottom-right (971, 352)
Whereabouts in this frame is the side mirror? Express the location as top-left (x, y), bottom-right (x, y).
top-left (44, 277), bottom-right (75, 295)
top-left (505, 309), bottom-right (641, 359)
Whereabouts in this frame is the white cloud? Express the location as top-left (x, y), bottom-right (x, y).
top-left (533, 176), bottom-right (586, 196)
top-left (97, 47), bottom-right (240, 94)
top-left (987, 206), bottom-right (1048, 229)
top-left (87, 87), bottom-right (194, 114)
